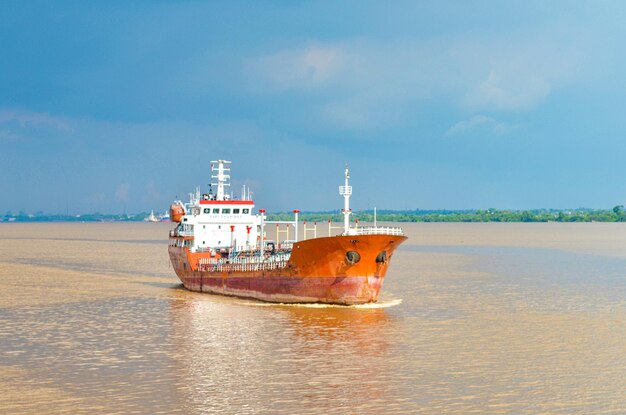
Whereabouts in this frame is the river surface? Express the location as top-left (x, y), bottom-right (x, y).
top-left (1, 222), bottom-right (626, 414)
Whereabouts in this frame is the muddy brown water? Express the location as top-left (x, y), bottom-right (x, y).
top-left (1, 222), bottom-right (626, 414)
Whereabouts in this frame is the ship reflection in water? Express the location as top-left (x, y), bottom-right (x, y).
top-left (2, 223), bottom-right (626, 414)
top-left (167, 292), bottom-right (394, 413)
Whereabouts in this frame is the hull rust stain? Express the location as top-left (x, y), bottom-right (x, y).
top-left (169, 234), bottom-right (407, 305)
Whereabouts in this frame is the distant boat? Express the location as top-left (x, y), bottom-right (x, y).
top-left (159, 211), bottom-right (171, 222)
top-left (145, 210), bottom-right (159, 222)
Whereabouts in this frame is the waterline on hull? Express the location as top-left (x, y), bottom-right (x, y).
top-left (235, 298), bottom-right (403, 309)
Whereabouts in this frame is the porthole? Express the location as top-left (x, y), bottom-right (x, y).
top-left (346, 251), bottom-right (361, 265)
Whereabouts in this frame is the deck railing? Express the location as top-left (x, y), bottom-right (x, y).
top-left (353, 226), bottom-right (404, 236)
top-left (170, 224), bottom-right (194, 237)
top-left (198, 254), bottom-right (290, 272)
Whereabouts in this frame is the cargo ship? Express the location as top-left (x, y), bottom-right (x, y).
top-left (168, 160), bottom-right (406, 305)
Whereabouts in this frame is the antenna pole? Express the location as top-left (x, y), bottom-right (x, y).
top-left (339, 163), bottom-right (352, 235)
top-left (210, 160), bottom-right (232, 201)
top-left (374, 207), bottom-right (377, 227)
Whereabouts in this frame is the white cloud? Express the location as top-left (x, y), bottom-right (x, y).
top-left (247, 45), bottom-right (348, 91)
top-left (0, 109), bottom-right (71, 131)
top-left (0, 130), bottom-right (21, 141)
top-left (460, 35), bottom-right (584, 111)
top-left (445, 115), bottom-right (520, 137)
top-left (247, 29), bottom-right (587, 129)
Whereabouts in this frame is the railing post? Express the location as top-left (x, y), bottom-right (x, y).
top-left (259, 209), bottom-right (266, 256)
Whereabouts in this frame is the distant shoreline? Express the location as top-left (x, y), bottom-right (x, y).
top-left (2, 207), bottom-right (625, 223)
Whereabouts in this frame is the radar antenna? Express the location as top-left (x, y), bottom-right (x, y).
top-left (210, 160), bottom-right (232, 201)
top-left (339, 163), bottom-right (352, 234)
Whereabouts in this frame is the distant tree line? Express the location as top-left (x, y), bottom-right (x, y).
top-left (1, 211), bottom-right (140, 222)
top-left (2, 206), bottom-right (626, 223)
top-left (268, 206), bottom-right (626, 223)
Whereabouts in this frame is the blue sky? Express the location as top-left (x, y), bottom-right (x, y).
top-left (2, 1), bottom-right (626, 213)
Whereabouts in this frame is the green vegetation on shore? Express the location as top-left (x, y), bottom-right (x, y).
top-left (1, 212), bottom-right (141, 223)
top-left (270, 206), bottom-right (626, 222)
top-left (3, 206), bottom-right (626, 223)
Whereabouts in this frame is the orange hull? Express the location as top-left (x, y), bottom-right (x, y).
top-left (169, 234), bottom-right (407, 305)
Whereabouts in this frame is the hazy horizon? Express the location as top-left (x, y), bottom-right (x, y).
top-left (3, 206), bottom-right (624, 218)
top-left (2, 1), bottom-right (626, 213)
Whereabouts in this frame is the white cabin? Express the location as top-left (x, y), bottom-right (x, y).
top-left (173, 160), bottom-right (263, 253)
top-left (181, 200), bottom-right (261, 252)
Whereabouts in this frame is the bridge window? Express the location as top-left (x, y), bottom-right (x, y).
top-left (222, 208), bottom-right (231, 214)
top-left (243, 209), bottom-right (249, 214)
top-left (233, 208), bottom-right (240, 214)
top-left (203, 208), bottom-right (210, 214)
top-left (212, 208), bottom-right (219, 214)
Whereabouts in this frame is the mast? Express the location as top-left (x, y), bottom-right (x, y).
top-left (339, 163), bottom-right (352, 234)
top-left (210, 160), bottom-right (231, 201)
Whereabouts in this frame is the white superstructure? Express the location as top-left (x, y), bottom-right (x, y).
top-left (173, 160), bottom-right (263, 253)
top-left (170, 160), bottom-right (403, 255)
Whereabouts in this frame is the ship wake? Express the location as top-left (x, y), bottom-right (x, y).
top-left (237, 298), bottom-right (403, 309)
